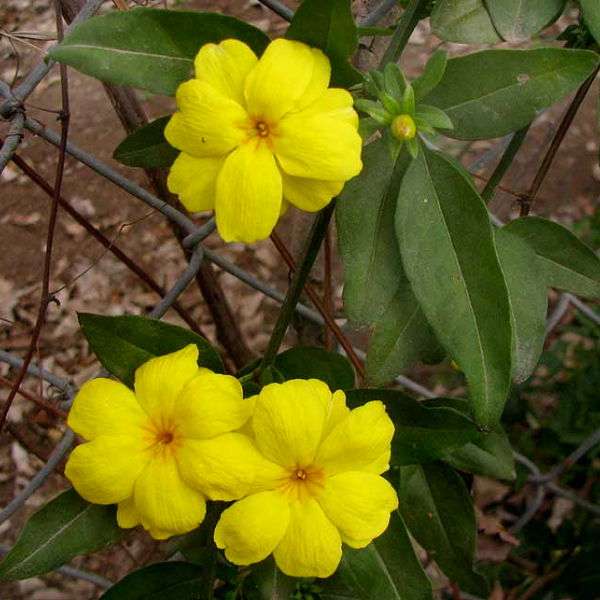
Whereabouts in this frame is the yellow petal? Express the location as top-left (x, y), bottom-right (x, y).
top-left (292, 48), bottom-right (331, 111)
top-left (245, 39), bottom-right (315, 122)
top-left (273, 499), bottom-right (342, 577)
top-left (314, 401), bottom-right (394, 475)
top-left (134, 455), bottom-right (206, 537)
top-left (273, 114), bottom-right (362, 181)
top-left (282, 172), bottom-right (344, 212)
top-left (117, 496), bottom-right (141, 529)
top-left (194, 39), bottom-right (258, 106)
top-left (65, 435), bottom-right (150, 504)
top-left (173, 372), bottom-right (249, 439)
top-left (295, 88), bottom-right (359, 127)
top-left (164, 79), bottom-right (249, 157)
top-left (176, 433), bottom-right (284, 500)
top-left (316, 472), bottom-right (398, 545)
top-left (134, 344), bottom-right (199, 421)
top-left (167, 153), bottom-right (224, 212)
top-left (253, 379), bottom-right (338, 467)
top-left (215, 137), bottom-right (282, 243)
top-left (215, 491), bottom-right (290, 565)
top-left (67, 378), bottom-right (148, 441)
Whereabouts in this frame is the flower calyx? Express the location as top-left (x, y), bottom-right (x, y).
top-left (355, 56), bottom-right (453, 160)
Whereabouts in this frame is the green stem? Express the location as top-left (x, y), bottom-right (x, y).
top-left (378, 0), bottom-right (429, 68)
top-left (481, 125), bottom-right (530, 204)
top-left (257, 204), bottom-right (335, 374)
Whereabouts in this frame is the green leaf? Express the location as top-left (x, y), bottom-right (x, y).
top-left (273, 346), bottom-right (355, 391)
top-left (495, 230), bottom-right (548, 383)
top-left (424, 398), bottom-right (515, 479)
top-left (250, 557), bottom-right (297, 600)
top-left (414, 104), bottom-right (453, 131)
top-left (430, 0), bottom-right (502, 43)
top-left (337, 140), bottom-right (410, 325)
top-left (484, 0), bottom-right (566, 41)
top-left (100, 562), bottom-right (203, 599)
top-left (366, 284), bottom-right (445, 386)
top-left (322, 511), bottom-right (433, 600)
top-left (48, 8), bottom-right (269, 95)
top-left (399, 462), bottom-right (489, 596)
top-left (502, 216), bottom-right (600, 298)
top-left (424, 47), bottom-right (600, 139)
top-left (0, 489), bottom-right (125, 581)
top-left (345, 390), bottom-right (481, 465)
top-left (412, 50), bottom-right (448, 100)
top-left (581, 0), bottom-right (600, 45)
top-left (285, 0), bottom-right (361, 87)
top-left (79, 313), bottom-right (224, 387)
top-left (383, 62), bottom-right (406, 100)
top-left (395, 148), bottom-right (512, 428)
top-left (113, 116), bottom-right (178, 168)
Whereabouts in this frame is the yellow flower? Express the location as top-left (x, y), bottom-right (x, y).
top-left (214, 379), bottom-right (398, 577)
top-left (64, 344), bottom-right (258, 540)
top-left (165, 38), bottom-right (363, 243)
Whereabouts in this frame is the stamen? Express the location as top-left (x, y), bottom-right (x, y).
top-left (156, 430), bottom-right (174, 445)
top-left (294, 469), bottom-right (307, 480)
top-left (256, 121), bottom-right (269, 137)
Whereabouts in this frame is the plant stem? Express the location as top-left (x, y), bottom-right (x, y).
top-left (520, 62), bottom-right (600, 216)
top-left (378, 0), bottom-right (429, 68)
top-left (258, 204), bottom-right (335, 375)
top-left (481, 125), bottom-right (530, 204)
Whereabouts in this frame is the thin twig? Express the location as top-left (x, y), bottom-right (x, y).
top-left (9, 149), bottom-right (205, 336)
top-left (0, 375), bottom-right (67, 418)
top-left (258, 205), bottom-right (335, 375)
top-left (323, 223), bottom-right (334, 350)
top-left (521, 63), bottom-right (600, 216)
top-left (0, 3), bottom-right (69, 434)
top-left (270, 231), bottom-right (367, 380)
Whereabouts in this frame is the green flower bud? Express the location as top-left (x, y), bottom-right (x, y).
top-left (391, 114), bottom-right (416, 140)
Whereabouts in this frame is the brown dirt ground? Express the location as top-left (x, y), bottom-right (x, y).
top-left (0, 1), bottom-right (598, 598)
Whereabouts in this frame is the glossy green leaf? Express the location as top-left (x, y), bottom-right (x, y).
top-left (113, 116), bottom-right (178, 168)
top-left (0, 489), bottom-right (125, 581)
top-left (399, 462), bottom-right (489, 596)
top-left (337, 140), bottom-right (410, 325)
top-left (345, 390), bottom-right (481, 465)
top-left (49, 8), bottom-right (270, 95)
top-left (581, 0), bottom-right (600, 45)
top-left (100, 562), bottom-right (203, 599)
top-left (495, 230), bottom-right (548, 383)
top-left (79, 313), bottom-right (224, 387)
top-left (431, 0), bottom-right (501, 43)
top-left (321, 511), bottom-right (433, 600)
top-left (412, 50), bottom-right (448, 100)
top-left (250, 557), bottom-right (297, 600)
top-left (366, 284), bottom-right (444, 386)
top-left (396, 149), bottom-right (512, 427)
top-left (425, 398), bottom-right (515, 479)
top-left (424, 48), bottom-right (600, 139)
top-left (273, 346), bottom-right (355, 391)
top-left (502, 216), bottom-right (600, 298)
top-left (484, 0), bottom-right (566, 41)
top-left (285, 0), bottom-right (361, 87)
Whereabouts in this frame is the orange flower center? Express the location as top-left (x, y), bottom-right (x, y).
top-left (144, 418), bottom-right (182, 456)
top-left (279, 465), bottom-right (325, 502)
top-left (256, 121), bottom-right (270, 137)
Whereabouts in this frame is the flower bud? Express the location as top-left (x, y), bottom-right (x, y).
top-left (391, 114), bottom-right (416, 140)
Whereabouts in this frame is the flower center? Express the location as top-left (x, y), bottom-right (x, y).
top-left (279, 465), bottom-right (325, 502)
top-left (156, 430), bottom-right (174, 445)
top-left (256, 121), bottom-right (269, 137)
